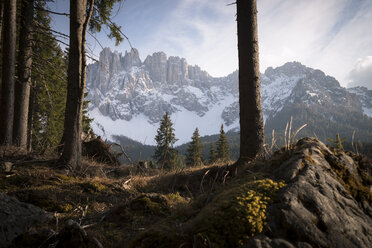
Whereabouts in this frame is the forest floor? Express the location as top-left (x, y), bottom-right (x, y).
top-left (1, 146), bottom-right (249, 247)
top-left (1, 141), bottom-right (371, 247)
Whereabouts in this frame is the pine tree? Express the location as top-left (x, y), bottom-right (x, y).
top-left (14, 0), bottom-right (34, 148)
top-left (153, 112), bottom-right (179, 170)
top-left (237, 0), bottom-right (265, 162)
top-left (82, 91), bottom-right (94, 137)
top-left (0, 0), bottom-right (17, 145)
top-left (186, 128), bottom-right (203, 167)
top-left (29, 3), bottom-right (68, 153)
top-left (61, 0), bottom-right (126, 169)
top-left (60, 0), bottom-right (94, 169)
top-left (208, 142), bottom-right (217, 164)
top-left (216, 124), bottom-right (230, 162)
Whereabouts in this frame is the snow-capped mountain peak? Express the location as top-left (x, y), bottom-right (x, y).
top-left (86, 48), bottom-right (372, 145)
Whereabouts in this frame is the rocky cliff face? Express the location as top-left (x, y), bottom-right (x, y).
top-left (86, 48), bottom-right (372, 145)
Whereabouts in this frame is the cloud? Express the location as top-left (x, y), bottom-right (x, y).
top-left (347, 56), bottom-right (372, 89)
top-left (145, 0), bottom-right (238, 77)
top-left (81, 0), bottom-right (372, 84)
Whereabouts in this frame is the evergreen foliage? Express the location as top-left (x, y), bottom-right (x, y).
top-left (186, 128), bottom-right (203, 167)
top-left (208, 142), bottom-right (217, 164)
top-left (216, 124), bottom-right (230, 162)
top-left (89, 0), bottom-right (126, 45)
top-left (27, 3), bottom-right (95, 153)
top-left (153, 112), bottom-right (179, 170)
top-left (30, 3), bottom-right (68, 153)
top-left (82, 91), bottom-right (94, 137)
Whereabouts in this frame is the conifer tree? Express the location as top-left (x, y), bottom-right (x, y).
top-left (14, 0), bottom-right (34, 148)
top-left (237, 0), bottom-right (265, 162)
top-left (61, 0), bottom-right (126, 169)
top-left (82, 91), bottom-right (94, 136)
top-left (216, 124), bottom-right (230, 162)
top-left (0, 0), bottom-right (17, 145)
top-left (29, 3), bottom-right (68, 153)
top-left (208, 142), bottom-right (217, 164)
top-left (153, 112), bottom-right (179, 170)
top-left (186, 128), bottom-right (203, 167)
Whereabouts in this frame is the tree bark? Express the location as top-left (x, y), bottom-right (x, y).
top-left (0, 0), bottom-right (17, 145)
top-left (14, 0), bottom-right (34, 148)
top-left (27, 81), bottom-right (35, 152)
top-left (60, 0), bottom-right (93, 170)
top-left (237, 0), bottom-right (265, 161)
top-left (0, 0), bottom-right (4, 49)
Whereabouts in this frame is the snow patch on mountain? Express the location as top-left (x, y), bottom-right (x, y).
top-left (86, 48), bottom-right (372, 145)
top-left (89, 93), bottom-right (237, 146)
top-left (347, 86), bottom-right (372, 117)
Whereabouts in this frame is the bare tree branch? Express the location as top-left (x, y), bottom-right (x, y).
top-left (87, 30), bottom-right (104, 50)
top-left (93, 6), bottom-right (133, 48)
top-left (34, 6), bottom-right (70, 16)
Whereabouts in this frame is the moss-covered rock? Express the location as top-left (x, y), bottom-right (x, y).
top-left (132, 179), bottom-right (285, 248)
top-left (81, 181), bottom-right (106, 193)
top-left (185, 179), bottom-right (285, 247)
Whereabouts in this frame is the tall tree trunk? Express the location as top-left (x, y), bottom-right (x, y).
top-left (27, 81), bottom-right (35, 152)
top-left (237, 0), bottom-right (265, 161)
top-left (14, 0), bottom-right (34, 148)
top-left (0, 0), bottom-right (17, 146)
top-left (60, 0), bottom-right (93, 170)
top-left (0, 0), bottom-right (4, 86)
top-left (0, 0), bottom-right (4, 49)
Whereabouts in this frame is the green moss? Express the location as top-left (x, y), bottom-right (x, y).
top-left (56, 174), bottom-right (75, 182)
top-left (326, 156), bottom-right (371, 203)
top-left (165, 192), bottom-right (189, 207)
top-left (132, 179), bottom-right (286, 248)
top-left (0, 175), bottom-right (33, 191)
top-left (81, 181), bottom-right (106, 193)
top-left (129, 193), bottom-right (170, 216)
top-left (188, 179), bottom-right (286, 247)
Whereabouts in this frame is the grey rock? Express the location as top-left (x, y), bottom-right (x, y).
top-left (144, 52), bottom-right (168, 83)
top-left (221, 101), bottom-right (239, 126)
top-left (167, 56), bottom-right (188, 83)
top-left (258, 137), bottom-right (372, 248)
top-left (0, 193), bottom-right (51, 248)
top-left (122, 48), bottom-right (141, 71)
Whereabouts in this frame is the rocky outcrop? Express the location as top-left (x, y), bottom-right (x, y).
top-left (248, 138), bottom-right (372, 248)
top-left (166, 56), bottom-right (188, 83)
top-left (187, 64), bottom-right (209, 82)
top-left (221, 101), bottom-right (239, 126)
top-left (144, 52), bottom-right (168, 83)
top-left (0, 193), bottom-right (51, 248)
top-left (122, 48), bottom-right (141, 71)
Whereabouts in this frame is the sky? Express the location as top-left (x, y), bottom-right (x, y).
top-left (49, 0), bottom-right (372, 89)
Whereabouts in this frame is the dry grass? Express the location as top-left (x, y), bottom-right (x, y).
top-left (1, 150), bottom-right (271, 247)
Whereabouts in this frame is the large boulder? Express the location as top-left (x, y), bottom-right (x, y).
top-left (247, 137), bottom-right (372, 248)
top-left (0, 193), bottom-right (51, 248)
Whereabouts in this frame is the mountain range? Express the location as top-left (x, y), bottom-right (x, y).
top-left (86, 48), bottom-right (372, 148)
